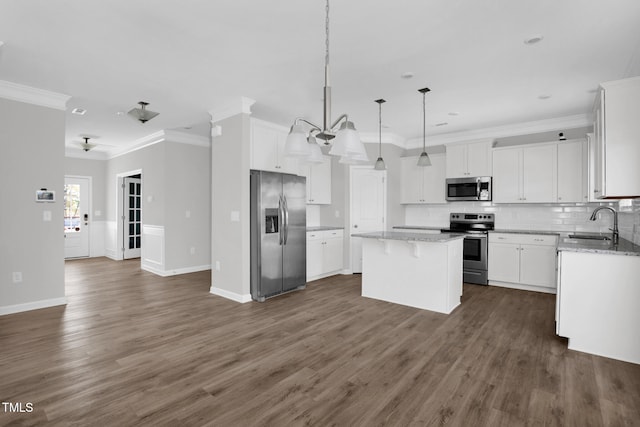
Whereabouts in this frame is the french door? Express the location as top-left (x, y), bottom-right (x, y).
top-left (123, 176), bottom-right (142, 259)
top-left (64, 176), bottom-right (90, 258)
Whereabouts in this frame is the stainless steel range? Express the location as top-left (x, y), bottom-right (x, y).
top-left (441, 213), bottom-right (494, 285)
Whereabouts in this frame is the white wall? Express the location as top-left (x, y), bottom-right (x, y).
top-left (0, 97), bottom-right (67, 314)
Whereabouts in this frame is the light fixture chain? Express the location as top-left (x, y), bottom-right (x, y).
top-left (422, 91), bottom-right (426, 151)
top-left (379, 102), bottom-right (382, 157)
top-left (325, 0), bottom-right (330, 66)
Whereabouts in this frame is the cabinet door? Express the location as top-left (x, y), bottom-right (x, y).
top-left (488, 242), bottom-right (520, 283)
top-left (251, 122), bottom-right (280, 172)
top-left (323, 234), bottom-right (344, 273)
top-left (466, 141), bottom-right (492, 177)
top-left (592, 97), bottom-right (605, 199)
top-left (421, 153), bottom-right (446, 203)
top-left (557, 140), bottom-right (586, 203)
top-left (307, 156), bottom-right (331, 204)
top-left (445, 144), bottom-right (468, 178)
top-left (519, 244), bottom-right (557, 288)
top-left (306, 235), bottom-right (324, 279)
top-left (522, 144), bottom-right (556, 203)
top-left (276, 131), bottom-right (299, 174)
top-left (400, 157), bottom-right (424, 203)
top-left (492, 148), bottom-right (521, 203)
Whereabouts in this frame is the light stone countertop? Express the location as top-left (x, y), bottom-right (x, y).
top-left (351, 231), bottom-right (465, 243)
top-left (306, 226), bottom-right (344, 232)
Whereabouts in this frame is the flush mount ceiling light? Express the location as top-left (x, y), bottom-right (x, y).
top-left (417, 87), bottom-right (432, 167)
top-left (284, 0), bottom-right (368, 164)
top-left (374, 99), bottom-right (386, 171)
top-left (524, 35), bottom-right (544, 45)
top-left (79, 137), bottom-right (96, 152)
top-left (127, 101), bottom-right (159, 124)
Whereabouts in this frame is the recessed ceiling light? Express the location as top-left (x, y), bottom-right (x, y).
top-left (448, 112), bottom-right (460, 116)
top-left (71, 108), bottom-right (87, 115)
top-left (524, 35), bottom-right (544, 45)
top-left (116, 111), bottom-right (125, 116)
top-left (435, 122), bottom-right (448, 127)
top-left (400, 72), bottom-right (414, 79)
top-left (538, 94), bottom-right (552, 100)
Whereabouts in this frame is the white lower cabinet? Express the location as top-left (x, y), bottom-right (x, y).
top-left (488, 233), bottom-right (558, 293)
top-left (307, 229), bottom-right (343, 281)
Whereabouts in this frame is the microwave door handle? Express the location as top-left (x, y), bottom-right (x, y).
top-left (476, 179), bottom-right (481, 199)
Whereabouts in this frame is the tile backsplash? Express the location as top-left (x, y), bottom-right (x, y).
top-left (405, 199), bottom-right (640, 244)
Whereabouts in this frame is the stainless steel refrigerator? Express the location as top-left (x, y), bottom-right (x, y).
top-left (250, 170), bottom-right (306, 301)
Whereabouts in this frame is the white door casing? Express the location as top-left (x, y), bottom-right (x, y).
top-left (350, 167), bottom-right (387, 274)
top-left (64, 176), bottom-right (91, 259)
top-left (123, 176), bottom-right (142, 259)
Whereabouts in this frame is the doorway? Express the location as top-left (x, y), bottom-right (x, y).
top-left (64, 176), bottom-right (91, 259)
top-left (349, 166), bottom-right (387, 273)
top-left (122, 174), bottom-right (142, 259)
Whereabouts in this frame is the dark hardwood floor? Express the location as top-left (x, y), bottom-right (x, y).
top-left (1, 257), bottom-right (639, 426)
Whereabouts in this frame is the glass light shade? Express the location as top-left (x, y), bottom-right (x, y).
top-left (305, 135), bottom-right (324, 164)
top-left (417, 151), bottom-right (432, 167)
top-left (374, 156), bottom-right (386, 170)
top-left (284, 124), bottom-right (311, 157)
top-left (329, 120), bottom-right (366, 157)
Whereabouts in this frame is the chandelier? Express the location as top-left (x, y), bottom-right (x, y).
top-left (284, 0), bottom-right (368, 164)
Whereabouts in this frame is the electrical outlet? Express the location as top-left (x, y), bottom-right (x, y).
top-left (190, 247), bottom-right (195, 255)
top-left (12, 272), bottom-right (22, 283)
top-left (186, 210), bottom-right (191, 218)
top-left (335, 210), bottom-right (340, 218)
top-left (215, 261), bottom-right (221, 271)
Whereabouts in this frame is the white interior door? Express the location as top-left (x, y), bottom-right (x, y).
top-left (64, 176), bottom-right (90, 259)
top-left (350, 167), bottom-right (386, 273)
top-left (123, 176), bottom-right (142, 259)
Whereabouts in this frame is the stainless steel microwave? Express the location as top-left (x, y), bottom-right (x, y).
top-left (446, 176), bottom-right (492, 201)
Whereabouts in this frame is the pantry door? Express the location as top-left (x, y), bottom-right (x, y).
top-left (123, 176), bottom-right (142, 259)
top-left (64, 176), bottom-right (90, 259)
top-left (350, 167), bottom-right (387, 273)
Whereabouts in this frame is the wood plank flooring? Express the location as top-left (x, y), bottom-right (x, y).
top-left (1, 257), bottom-right (639, 426)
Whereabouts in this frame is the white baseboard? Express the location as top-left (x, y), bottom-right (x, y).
top-left (141, 264), bottom-right (211, 277)
top-left (341, 269), bottom-right (353, 275)
top-left (488, 280), bottom-right (556, 294)
top-left (210, 286), bottom-right (252, 303)
top-left (0, 297), bottom-right (67, 316)
top-left (104, 249), bottom-right (120, 260)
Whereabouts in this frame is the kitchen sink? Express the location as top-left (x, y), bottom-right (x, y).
top-left (562, 234), bottom-right (613, 246)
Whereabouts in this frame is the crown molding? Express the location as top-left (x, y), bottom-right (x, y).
top-left (404, 114), bottom-right (592, 149)
top-left (0, 80), bottom-right (70, 111)
top-left (107, 130), bottom-right (210, 159)
top-left (209, 97), bottom-right (256, 123)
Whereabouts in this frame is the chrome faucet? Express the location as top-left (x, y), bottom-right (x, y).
top-left (589, 206), bottom-right (619, 244)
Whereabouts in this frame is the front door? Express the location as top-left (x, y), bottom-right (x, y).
top-left (350, 167), bottom-right (386, 273)
top-left (64, 176), bottom-right (90, 258)
top-left (123, 176), bottom-right (142, 259)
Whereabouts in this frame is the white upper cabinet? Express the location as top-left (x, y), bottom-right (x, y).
top-left (591, 76), bottom-right (640, 199)
top-left (299, 155), bottom-right (332, 204)
top-left (557, 139), bottom-right (588, 203)
top-left (493, 143), bottom-right (557, 203)
top-left (250, 119), bottom-right (299, 174)
top-left (400, 153), bottom-right (446, 204)
top-left (445, 140), bottom-right (492, 178)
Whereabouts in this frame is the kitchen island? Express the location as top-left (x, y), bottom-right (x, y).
top-left (351, 231), bottom-right (465, 314)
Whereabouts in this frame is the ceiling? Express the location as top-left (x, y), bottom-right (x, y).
top-left (1, 0), bottom-right (639, 156)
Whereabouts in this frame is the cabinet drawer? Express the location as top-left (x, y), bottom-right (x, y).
top-left (325, 229), bottom-right (343, 239)
top-left (489, 232), bottom-right (557, 246)
top-left (307, 229), bottom-right (343, 241)
top-left (307, 232), bottom-right (324, 241)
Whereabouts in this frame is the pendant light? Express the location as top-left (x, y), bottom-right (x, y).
top-left (374, 99), bottom-right (386, 170)
top-left (417, 87), bottom-right (432, 167)
top-left (284, 0), bottom-right (368, 163)
top-left (127, 101), bottom-right (159, 124)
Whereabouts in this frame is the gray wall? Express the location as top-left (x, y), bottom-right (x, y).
top-left (211, 114), bottom-right (251, 299)
top-left (0, 98), bottom-right (66, 310)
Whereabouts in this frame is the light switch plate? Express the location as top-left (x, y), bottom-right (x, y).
top-left (43, 210), bottom-right (52, 221)
top-left (230, 211), bottom-right (240, 222)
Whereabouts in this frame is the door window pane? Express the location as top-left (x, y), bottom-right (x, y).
top-left (63, 184), bottom-right (81, 232)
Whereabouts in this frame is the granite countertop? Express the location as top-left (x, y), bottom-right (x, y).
top-left (490, 229), bottom-right (561, 236)
top-left (393, 225), bottom-right (445, 231)
top-left (557, 236), bottom-right (640, 257)
top-left (307, 226), bottom-right (344, 232)
top-left (352, 231), bottom-right (465, 243)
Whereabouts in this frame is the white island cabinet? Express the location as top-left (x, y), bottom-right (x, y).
top-left (556, 248), bottom-right (640, 364)
top-left (352, 231), bottom-right (464, 314)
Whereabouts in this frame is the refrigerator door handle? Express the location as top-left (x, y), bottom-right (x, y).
top-left (278, 196), bottom-right (284, 245)
top-left (283, 196), bottom-right (289, 245)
